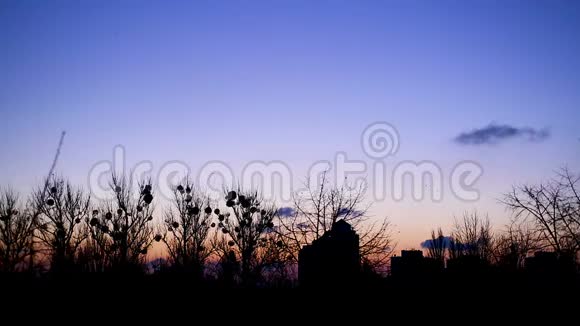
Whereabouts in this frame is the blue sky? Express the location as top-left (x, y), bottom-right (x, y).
top-left (1, 0), bottom-right (580, 248)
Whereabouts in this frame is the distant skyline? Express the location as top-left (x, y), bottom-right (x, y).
top-left (1, 0), bottom-right (580, 249)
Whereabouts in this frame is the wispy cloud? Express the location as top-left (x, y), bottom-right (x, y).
top-left (454, 123), bottom-right (550, 145)
top-left (277, 207), bottom-right (295, 217)
top-left (337, 207), bottom-right (364, 218)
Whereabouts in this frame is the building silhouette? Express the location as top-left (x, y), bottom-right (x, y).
top-left (390, 250), bottom-right (424, 278)
top-left (390, 250), bottom-right (443, 279)
top-left (525, 251), bottom-right (576, 275)
top-left (298, 220), bottom-right (360, 287)
top-left (446, 255), bottom-right (487, 274)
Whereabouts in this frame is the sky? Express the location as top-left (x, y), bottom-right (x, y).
top-left (1, 0), bottom-right (580, 249)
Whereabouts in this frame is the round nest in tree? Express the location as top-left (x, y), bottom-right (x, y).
top-left (142, 185), bottom-right (152, 194)
top-left (144, 193), bottom-right (154, 204)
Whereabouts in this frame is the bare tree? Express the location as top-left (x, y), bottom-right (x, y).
top-left (0, 189), bottom-right (35, 272)
top-left (358, 218), bottom-right (396, 273)
top-left (212, 188), bottom-right (278, 286)
top-left (34, 177), bottom-right (90, 272)
top-left (88, 175), bottom-right (155, 272)
top-left (425, 228), bottom-right (447, 265)
top-left (449, 212), bottom-right (494, 263)
top-left (556, 168), bottom-right (580, 251)
top-left (75, 226), bottom-right (108, 272)
top-left (493, 220), bottom-right (541, 270)
top-left (277, 173), bottom-right (395, 274)
top-left (503, 169), bottom-right (580, 256)
top-left (212, 241), bottom-right (239, 287)
top-left (157, 182), bottom-right (213, 279)
top-left (254, 231), bottom-right (294, 287)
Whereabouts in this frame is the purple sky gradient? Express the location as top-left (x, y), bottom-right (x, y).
top-left (1, 0), bottom-right (580, 248)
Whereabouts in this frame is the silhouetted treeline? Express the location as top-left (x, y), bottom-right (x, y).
top-left (1, 169), bottom-right (579, 290)
top-left (0, 171), bottom-right (395, 288)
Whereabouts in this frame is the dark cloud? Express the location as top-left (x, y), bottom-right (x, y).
top-left (420, 236), bottom-right (453, 249)
top-left (265, 226), bottom-right (279, 234)
top-left (454, 124), bottom-right (550, 145)
top-left (277, 207), bottom-right (295, 217)
top-left (337, 208), bottom-right (364, 218)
